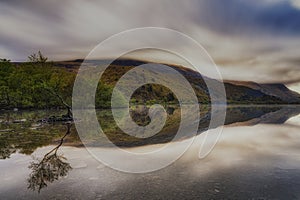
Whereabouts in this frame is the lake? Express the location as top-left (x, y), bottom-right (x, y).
top-left (1, 105), bottom-right (300, 199)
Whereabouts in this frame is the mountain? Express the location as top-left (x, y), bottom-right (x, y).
top-left (2, 58), bottom-right (298, 110)
top-left (225, 81), bottom-right (300, 103)
top-left (55, 58), bottom-right (300, 105)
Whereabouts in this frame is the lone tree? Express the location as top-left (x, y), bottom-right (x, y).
top-left (28, 51), bottom-right (73, 119)
top-left (27, 124), bottom-right (72, 192)
top-left (28, 50), bottom-right (48, 63)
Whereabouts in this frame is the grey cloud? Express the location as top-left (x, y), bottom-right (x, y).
top-left (1, 0), bottom-right (300, 87)
top-left (193, 0), bottom-right (300, 36)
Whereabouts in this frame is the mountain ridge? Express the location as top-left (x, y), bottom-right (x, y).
top-left (53, 58), bottom-right (300, 105)
top-left (225, 80), bottom-right (300, 103)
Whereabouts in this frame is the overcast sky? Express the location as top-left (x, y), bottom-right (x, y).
top-left (1, 0), bottom-right (300, 91)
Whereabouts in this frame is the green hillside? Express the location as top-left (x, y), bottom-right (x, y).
top-left (0, 57), bottom-right (294, 110)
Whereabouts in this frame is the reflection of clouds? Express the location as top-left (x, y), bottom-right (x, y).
top-left (285, 113), bottom-right (300, 126)
top-left (207, 124), bottom-right (300, 161)
top-left (165, 123), bottom-right (300, 175)
top-left (2, 122), bottom-right (300, 198)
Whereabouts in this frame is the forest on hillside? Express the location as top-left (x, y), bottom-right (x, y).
top-left (0, 52), bottom-right (287, 110)
top-left (0, 52), bottom-right (115, 109)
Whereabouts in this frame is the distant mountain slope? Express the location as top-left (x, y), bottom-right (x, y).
top-left (226, 81), bottom-right (300, 103)
top-left (54, 59), bottom-right (300, 105)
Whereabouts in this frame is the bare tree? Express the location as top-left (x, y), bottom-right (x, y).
top-left (28, 51), bottom-right (72, 119)
top-left (27, 124), bottom-right (72, 193)
top-left (28, 51), bottom-right (48, 63)
top-left (44, 86), bottom-right (73, 118)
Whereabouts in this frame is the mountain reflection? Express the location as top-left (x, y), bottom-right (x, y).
top-left (0, 106), bottom-right (300, 158)
top-left (0, 105), bottom-right (299, 193)
top-left (27, 124), bottom-right (72, 193)
top-left (98, 105), bottom-right (300, 147)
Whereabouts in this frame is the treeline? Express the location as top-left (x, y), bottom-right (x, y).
top-left (0, 52), bottom-right (114, 109)
top-left (0, 52), bottom-right (177, 110)
top-left (0, 52), bottom-right (287, 110)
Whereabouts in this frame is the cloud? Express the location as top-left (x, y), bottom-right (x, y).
top-left (291, 0), bottom-right (300, 9)
top-left (0, 0), bottom-right (300, 85)
top-left (192, 0), bottom-right (300, 36)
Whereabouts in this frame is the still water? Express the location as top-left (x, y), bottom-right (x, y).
top-left (1, 105), bottom-right (300, 199)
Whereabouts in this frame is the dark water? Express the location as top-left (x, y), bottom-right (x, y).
top-left (1, 105), bottom-right (300, 199)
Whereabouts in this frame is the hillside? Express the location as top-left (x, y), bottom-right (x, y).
top-left (225, 81), bottom-right (300, 103)
top-left (0, 58), bottom-right (299, 110)
top-left (98, 62), bottom-right (287, 105)
top-left (79, 59), bottom-right (299, 105)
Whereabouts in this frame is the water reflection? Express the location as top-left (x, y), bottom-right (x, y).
top-left (0, 106), bottom-right (300, 154)
top-left (98, 105), bottom-right (300, 147)
top-left (27, 123), bottom-right (72, 193)
top-left (0, 106), bottom-right (300, 198)
top-left (0, 141), bottom-right (16, 159)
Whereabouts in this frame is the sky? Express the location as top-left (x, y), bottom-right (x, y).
top-left (1, 0), bottom-right (300, 91)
